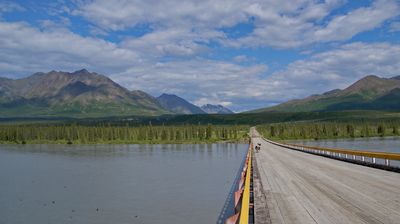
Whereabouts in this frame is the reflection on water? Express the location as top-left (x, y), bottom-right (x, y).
top-left (0, 143), bottom-right (247, 224)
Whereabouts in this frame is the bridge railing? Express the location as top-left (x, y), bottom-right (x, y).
top-left (263, 138), bottom-right (400, 170)
top-left (225, 143), bottom-right (254, 224)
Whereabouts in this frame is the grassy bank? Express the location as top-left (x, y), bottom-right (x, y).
top-left (0, 124), bottom-right (249, 144)
top-left (257, 120), bottom-right (400, 141)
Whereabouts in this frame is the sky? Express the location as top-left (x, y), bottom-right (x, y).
top-left (0, 0), bottom-right (400, 112)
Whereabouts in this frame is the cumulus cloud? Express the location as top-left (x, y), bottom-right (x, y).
top-left (1, 1), bottom-right (400, 111)
top-left (121, 27), bottom-right (222, 58)
top-left (193, 98), bottom-right (232, 108)
top-left (110, 42), bottom-right (400, 111)
top-left (0, 21), bottom-right (139, 76)
top-left (389, 21), bottom-right (400, 32)
top-left (313, 0), bottom-right (400, 42)
top-left (0, 20), bottom-right (267, 110)
top-left (0, 1), bottom-right (24, 15)
top-left (262, 42), bottom-right (400, 103)
top-left (110, 59), bottom-right (268, 107)
top-left (232, 0), bottom-right (400, 48)
top-left (1, 19), bottom-right (399, 111)
top-left (75, 0), bottom-right (400, 49)
top-left (74, 0), bottom-right (248, 31)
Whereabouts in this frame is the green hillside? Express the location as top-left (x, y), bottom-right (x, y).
top-left (250, 75), bottom-right (400, 113)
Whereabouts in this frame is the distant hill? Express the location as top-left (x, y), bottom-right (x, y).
top-left (201, 104), bottom-right (234, 114)
top-left (250, 75), bottom-right (400, 113)
top-left (0, 69), bottom-right (168, 117)
top-left (156, 93), bottom-right (206, 114)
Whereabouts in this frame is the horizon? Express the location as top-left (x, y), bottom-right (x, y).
top-left (1, 0), bottom-right (400, 111)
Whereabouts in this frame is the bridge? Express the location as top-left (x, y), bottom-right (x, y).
top-left (221, 128), bottom-right (400, 224)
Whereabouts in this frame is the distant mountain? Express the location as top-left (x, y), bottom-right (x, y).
top-left (391, 75), bottom-right (400, 80)
top-left (0, 69), bottom-right (168, 117)
top-left (250, 75), bottom-right (400, 113)
top-left (201, 104), bottom-right (234, 114)
top-left (156, 93), bottom-right (206, 114)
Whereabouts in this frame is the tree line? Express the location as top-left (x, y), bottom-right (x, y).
top-left (257, 121), bottom-right (400, 140)
top-left (0, 123), bottom-right (248, 144)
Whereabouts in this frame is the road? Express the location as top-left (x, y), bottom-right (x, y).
top-left (251, 128), bottom-right (400, 224)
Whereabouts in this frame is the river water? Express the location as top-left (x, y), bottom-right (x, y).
top-left (0, 143), bottom-right (247, 224)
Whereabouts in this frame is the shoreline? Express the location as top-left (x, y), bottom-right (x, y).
top-left (0, 139), bottom-right (249, 145)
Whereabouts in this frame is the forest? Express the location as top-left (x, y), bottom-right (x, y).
top-left (0, 123), bottom-right (248, 144)
top-left (257, 120), bottom-right (400, 140)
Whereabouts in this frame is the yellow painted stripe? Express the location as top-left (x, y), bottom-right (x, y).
top-left (239, 147), bottom-right (252, 224)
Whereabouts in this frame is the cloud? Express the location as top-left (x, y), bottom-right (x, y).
top-left (74, 0), bottom-right (248, 31)
top-left (193, 98), bottom-right (232, 107)
top-left (232, 0), bottom-right (400, 48)
top-left (38, 17), bottom-right (71, 31)
top-left (1, 20), bottom-right (399, 111)
top-left (110, 58), bottom-right (268, 108)
top-left (389, 21), bottom-right (400, 32)
top-left (313, 0), bottom-right (400, 42)
top-left (121, 27), bottom-right (222, 58)
top-left (0, 20), bottom-right (267, 111)
top-left (0, 1), bottom-right (24, 15)
top-left (233, 55), bottom-right (253, 63)
top-left (0, 21), bottom-right (139, 76)
top-left (263, 42), bottom-right (400, 102)
top-left (1, 1), bottom-right (399, 112)
top-left (75, 0), bottom-right (400, 49)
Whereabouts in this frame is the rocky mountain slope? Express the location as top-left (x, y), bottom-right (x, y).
top-left (156, 94), bottom-right (206, 114)
top-left (0, 69), bottom-right (168, 117)
top-left (201, 104), bottom-right (234, 114)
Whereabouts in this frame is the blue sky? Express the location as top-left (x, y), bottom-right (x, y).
top-left (0, 0), bottom-right (400, 111)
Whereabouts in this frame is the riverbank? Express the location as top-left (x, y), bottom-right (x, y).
top-left (0, 124), bottom-right (249, 145)
top-left (0, 138), bottom-right (249, 145)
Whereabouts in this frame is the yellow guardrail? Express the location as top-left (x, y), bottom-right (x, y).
top-left (263, 137), bottom-right (400, 167)
top-left (239, 148), bottom-right (252, 224)
top-left (286, 143), bottom-right (400, 160)
top-left (225, 143), bottom-right (253, 224)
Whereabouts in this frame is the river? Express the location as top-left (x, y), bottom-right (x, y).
top-left (0, 143), bottom-right (247, 224)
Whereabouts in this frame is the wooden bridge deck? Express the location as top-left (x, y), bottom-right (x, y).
top-left (252, 129), bottom-right (400, 224)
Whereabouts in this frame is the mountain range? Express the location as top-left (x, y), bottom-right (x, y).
top-left (0, 70), bottom-right (233, 117)
top-left (251, 75), bottom-right (400, 113)
top-left (201, 104), bottom-right (234, 114)
top-left (156, 93), bottom-right (206, 114)
top-left (0, 69), bottom-right (170, 117)
top-left (1, 70), bottom-right (399, 118)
